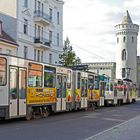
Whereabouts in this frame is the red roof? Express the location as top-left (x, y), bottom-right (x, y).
top-left (0, 30), bottom-right (18, 46)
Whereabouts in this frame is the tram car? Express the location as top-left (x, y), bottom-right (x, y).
top-left (123, 79), bottom-right (137, 103)
top-left (56, 66), bottom-right (73, 112)
top-left (0, 54), bottom-right (73, 120)
top-left (72, 70), bottom-right (88, 110)
top-left (104, 79), bottom-right (137, 106)
top-left (0, 54), bottom-right (137, 120)
top-left (104, 80), bottom-right (117, 105)
top-left (72, 70), bottom-right (106, 110)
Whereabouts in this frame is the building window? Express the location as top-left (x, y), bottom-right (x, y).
top-left (123, 36), bottom-right (126, 43)
top-left (49, 31), bottom-right (52, 43)
top-left (117, 37), bottom-right (119, 43)
top-left (38, 1), bottom-right (41, 11)
top-left (38, 25), bottom-right (40, 38)
top-left (24, 0), bottom-right (28, 8)
top-left (24, 46), bottom-right (28, 58)
top-left (122, 49), bottom-right (126, 60)
top-left (57, 12), bottom-right (60, 24)
top-left (122, 68), bottom-right (125, 78)
top-left (35, 24), bottom-right (37, 38)
top-left (41, 27), bottom-right (43, 40)
top-left (37, 50), bottom-right (40, 62)
top-left (57, 33), bottom-right (59, 46)
top-left (132, 36), bottom-right (134, 43)
top-left (34, 49), bottom-right (36, 60)
top-left (35, 0), bottom-right (37, 11)
top-left (23, 19), bottom-right (28, 34)
top-left (49, 8), bottom-right (52, 21)
top-left (42, 3), bottom-right (44, 13)
top-left (49, 53), bottom-right (52, 64)
top-left (41, 51), bottom-right (43, 62)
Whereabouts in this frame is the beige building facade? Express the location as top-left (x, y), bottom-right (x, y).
top-left (0, 21), bottom-right (18, 55)
top-left (83, 62), bottom-right (116, 80)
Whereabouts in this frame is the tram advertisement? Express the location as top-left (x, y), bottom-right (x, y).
top-left (76, 89), bottom-right (81, 102)
top-left (66, 89), bottom-right (72, 102)
top-left (27, 87), bottom-right (56, 104)
top-left (88, 89), bottom-right (100, 100)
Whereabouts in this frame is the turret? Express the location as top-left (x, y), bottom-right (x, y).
top-left (115, 11), bottom-right (139, 82)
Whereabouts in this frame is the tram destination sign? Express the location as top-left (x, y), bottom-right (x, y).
top-left (72, 65), bottom-right (88, 71)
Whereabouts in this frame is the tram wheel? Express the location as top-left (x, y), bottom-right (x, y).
top-left (26, 108), bottom-right (33, 121)
top-left (42, 109), bottom-right (49, 118)
top-left (26, 112), bottom-right (32, 121)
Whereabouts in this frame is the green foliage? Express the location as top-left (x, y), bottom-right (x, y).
top-left (59, 37), bottom-right (81, 67)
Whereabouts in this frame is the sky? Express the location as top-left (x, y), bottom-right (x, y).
top-left (63, 0), bottom-right (140, 63)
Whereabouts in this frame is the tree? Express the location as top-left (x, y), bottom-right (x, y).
top-left (59, 37), bottom-right (81, 67)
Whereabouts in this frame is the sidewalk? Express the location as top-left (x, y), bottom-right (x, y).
top-left (136, 97), bottom-right (140, 101)
top-left (86, 115), bottom-right (140, 140)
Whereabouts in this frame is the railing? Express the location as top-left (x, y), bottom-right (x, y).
top-left (34, 10), bottom-right (52, 23)
top-left (34, 37), bottom-right (51, 47)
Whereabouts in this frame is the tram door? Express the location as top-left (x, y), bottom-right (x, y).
top-left (81, 79), bottom-right (88, 108)
top-left (56, 74), bottom-right (67, 111)
top-left (9, 67), bottom-right (26, 117)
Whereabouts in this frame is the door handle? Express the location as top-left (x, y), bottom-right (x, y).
top-left (10, 102), bottom-right (12, 104)
top-left (24, 101), bottom-right (26, 104)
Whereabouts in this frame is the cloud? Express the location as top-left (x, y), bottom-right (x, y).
top-left (63, 0), bottom-right (140, 62)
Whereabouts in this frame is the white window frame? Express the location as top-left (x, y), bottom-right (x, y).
top-left (24, 46), bottom-right (28, 58)
top-left (49, 53), bottom-right (52, 64)
top-left (24, 0), bottom-right (28, 8)
top-left (57, 33), bottom-right (59, 46)
top-left (23, 19), bottom-right (28, 34)
top-left (57, 12), bottom-right (60, 24)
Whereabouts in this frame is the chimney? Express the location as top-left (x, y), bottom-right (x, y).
top-left (0, 20), bottom-right (2, 36)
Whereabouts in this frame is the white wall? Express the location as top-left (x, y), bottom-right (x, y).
top-left (116, 24), bottom-right (139, 82)
top-left (0, 0), bottom-right (17, 18)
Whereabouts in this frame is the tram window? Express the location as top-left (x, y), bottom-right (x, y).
top-left (118, 84), bottom-right (123, 91)
top-left (88, 75), bottom-right (94, 89)
top-left (62, 76), bottom-right (67, 98)
top-left (133, 85), bottom-right (136, 92)
top-left (105, 83), bottom-right (109, 91)
top-left (100, 82), bottom-right (105, 96)
top-left (114, 83), bottom-right (117, 97)
top-left (77, 72), bottom-right (81, 89)
top-left (57, 75), bottom-right (61, 98)
top-left (94, 76), bottom-right (99, 90)
top-left (0, 58), bottom-right (6, 86)
top-left (110, 84), bottom-right (113, 91)
top-left (19, 70), bottom-right (26, 99)
top-left (44, 66), bottom-right (56, 88)
top-left (81, 79), bottom-right (85, 97)
top-left (85, 80), bottom-right (88, 97)
top-left (67, 70), bottom-right (71, 89)
top-left (10, 68), bottom-right (17, 99)
top-left (28, 63), bottom-right (43, 87)
top-left (81, 79), bottom-right (87, 97)
top-left (124, 85), bottom-right (127, 96)
top-left (28, 70), bottom-right (42, 87)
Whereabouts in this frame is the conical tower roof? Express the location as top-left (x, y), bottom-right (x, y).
top-left (121, 10), bottom-right (133, 24)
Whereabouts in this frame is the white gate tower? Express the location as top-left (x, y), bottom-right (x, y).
top-left (115, 10), bottom-right (139, 82)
